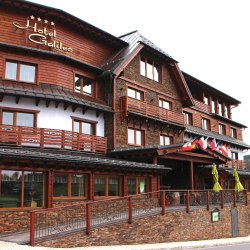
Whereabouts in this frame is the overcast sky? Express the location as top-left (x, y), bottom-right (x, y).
top-left (28, 0), bottom-right (250, 148)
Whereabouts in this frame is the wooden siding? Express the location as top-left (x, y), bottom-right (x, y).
top-left (0, 9), bottom-right (117, 66)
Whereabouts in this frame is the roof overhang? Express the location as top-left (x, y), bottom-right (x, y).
top-left (109, 143), bottom-right (229, 165)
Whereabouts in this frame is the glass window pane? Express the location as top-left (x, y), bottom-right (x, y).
top-left (140, 58), bottom-right (146, 76)
top-left (83, 81), bottom-right (92, 95)
top-left (74, 121), bottom-right (80, 133)
top-left (82, 122), bottom-right (94, 135)
top-left (135, 91), bottom-right (141, 100)
top-left (218, 103), bottom-right (222, 116)
top-left (94, 176), bottom-right (106, 196)
top-left (16, 113), bottom-right (34, 127)
top-left (128, 128), bottom-right (134, 144)
top-left (2, 112), bottom-right (14, 125)
top-left (128, 178), bottom-right (136, 195)
top-left (128, 88), bottom-right (135, 98)
top-left (153, 64), bottom-right (159, 82)
top-left (0, 170), bottom-right (22, 208)
top-left (212, 101), bottom-right (215, 113)
top-left (160, 135), bottom-right (164, 146)
top-left (53, 175), bottom-right (68, 197)
top-left (147, 61), bottom-right (153, 80)
top-left (71, 175), bottom-right (86, 197)
top-left (138, 177), bottom-right (147, 194)
top-left (224, 106), bottom-right (228, 118)
top-left (24, 172), bottom-right (44, 207)
top-left (75, 76), bottom-right (81, 93)
top-left (5, 62), bottom-right (17, 80)
top-left (204, 97), bottom-right (209, 105)
top-left (20, 64), bottom-right (36, 83)
top-left (108, 177), bottom-right (120, 196)
top-left (135, 130), bottom-right (142, 145)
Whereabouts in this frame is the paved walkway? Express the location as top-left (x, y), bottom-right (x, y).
top-left (0, 235), bottom-right (250, 250)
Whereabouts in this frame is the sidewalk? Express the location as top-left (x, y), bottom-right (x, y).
top-left (1, 235), bottom-right (250, 250)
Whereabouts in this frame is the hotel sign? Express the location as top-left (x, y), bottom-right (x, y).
top-left (13, 15), bottom-right (73, 53)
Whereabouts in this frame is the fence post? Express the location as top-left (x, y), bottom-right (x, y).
top-left (61, 130), bottom-right (65, 149)
top-left (186, 191), bottom-right (190, 213)
top-left (206, 191), bottom-right (210, 211)
top-left (220, 190), bottom-right (224, 209)
top-left (128, 196), bottom-right (132, 224)
top-left (30, 211), bottom-right (35, 246)
top-left (86, 203), bottom-right (91, 235)
top-left (161, 191), bottom-right (166, 215)
top-left (40, 128), bottom-right (44, 149)
top-left (233, 190), bottom-right (237, 208)
top-left (244, 189), bottom-right (248, 206)
top-left (17, 126), bottom-right (22, 145)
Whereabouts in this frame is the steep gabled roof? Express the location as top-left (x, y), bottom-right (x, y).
top-left (183, 71), bottom-right (241, 105)
top-left (99, 30), bottom-right (177, 75)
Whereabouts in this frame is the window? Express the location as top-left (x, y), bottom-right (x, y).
top-left (159, 99), bottom-right (171, 110)
top-left (204, 96), bottom-right (209, 105)
top-left (94, 176), bottom-right (120, 197)
top-left (184, 112), bottom-right (193, 125)
top-left (127, 177), bottom-right (148, 195)
top-left (219, 124), bottom-right (226, 135)
top-left (211, 100), bottom-right (216, 113)
top-left (224, 106), bottom-right (228, 118)
top-left (140, 57), bottom-right (160, 82)
top-left (74, 74), bottom-right (93, 96)
top-left (202, 118), bottom-right (210, 130)
top-left (0, 170), bottom-right (44, 208)
top-left (5, 61), bottom-right (36, 83)
top-left (128, 128), bottom-right (144, 146)
top-left (218, 103), bottom-right (222, 116)
top-left (2, 110), bottom-right (35, 127)
top-left (160, 135), bottom-right (173, 146)
top-left (230, 128), bottom-right (237, 138)
top-left (127, 87), bottom-right (143, 100)
top-left (73, 119), bottom-right (96, 135)
top-left (231, 152), bottom-right (238, 160)
top-left (53, 174), bottom-right (86, 198)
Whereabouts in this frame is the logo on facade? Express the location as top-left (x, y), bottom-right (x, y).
top-left (13, 15), bottom-right (73, 53)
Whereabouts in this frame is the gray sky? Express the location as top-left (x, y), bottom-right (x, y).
top-left (27, 0), bottom-right (250, 148)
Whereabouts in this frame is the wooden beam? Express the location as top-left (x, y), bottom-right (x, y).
top-left (190, 160), bottom-right (194, 190)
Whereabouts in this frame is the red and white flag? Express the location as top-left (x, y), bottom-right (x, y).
top-left (198, 137), bottom-right (208, 150)
top-left (210, 138), bottom-right (218, 150)
top-left (220, 144), bottom-right (229, 157)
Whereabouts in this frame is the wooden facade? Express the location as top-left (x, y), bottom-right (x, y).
top-left (0, 0), bottom-right (249, 228)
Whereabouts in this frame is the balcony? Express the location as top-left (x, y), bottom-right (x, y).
top-left (120, 96), bottom-right (184, 126)
top-left (0, 125), bottom-right (107, 153)
top-left (193, 99), bottom-right (211, 113)
top-left (221, 160), bottom-right (247, 170)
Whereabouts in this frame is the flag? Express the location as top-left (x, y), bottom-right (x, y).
top-left (210, 138), bottom-right (217, 150)
top-left (182, 139), bottom-right (197, 151)
top-left (198, 137), bottom-right (208, 150)
top-left (220, 144), bottom-right (229, 157)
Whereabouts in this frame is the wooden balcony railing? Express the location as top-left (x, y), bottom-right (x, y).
top-left (193, 99), bottom-right (211, 113)
top-left (120, 96), bottom-right (184, 126)
top-left (226, 160), bottom-right (248, 170)
top-left (0, 125), bottom-right (107, 153)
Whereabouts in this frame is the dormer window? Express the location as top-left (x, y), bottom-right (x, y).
top-left (74, 74), bottom-right (93, 96)
top-left (140, 57), bottom-right (160, 82)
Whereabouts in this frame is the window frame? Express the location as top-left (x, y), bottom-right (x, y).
top-left (127, 176), bottom-right (149, 195)
top-left (201, 118), bottom-right (210, 130)
top-left (230, 127), bottom-right (237, 138)
top-left (184, 112), bottom-right (193, 125)
top-left (127, 87), bottom-right (144, 101)
top-left (0, 169), bottom-right (45, 209)
top-left (53, 173), bottom-right (88, 199)
top-left (140, 56), bottom-right (161, 82)
top-left (218, 123), bottom-right (226, 135)
top-left (160, 134), bottom-right (173, 146)
top-left (0, 107), bottom-right (39, 128)
top-left (159, 98), bottom-right (172, 110)
top-left (74, 74), bottom-right (94, 96)
top-left (71, 117), bottom-right (97, 135)
top-left (94, 175), bottom-right (121, 198)
top-left (4, 60), bottom-right (37, 84)
top-left (127, 127), bottom-right (145, 146)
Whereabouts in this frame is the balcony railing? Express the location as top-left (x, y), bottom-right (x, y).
top-left (120, 96), bottom-right (184, 126)
top-left (0, 125), bottom-right (107, 153)
top-left (222, 160), bottom-right (248, 170)
top-left (193, 99), bottom-right (211, 113)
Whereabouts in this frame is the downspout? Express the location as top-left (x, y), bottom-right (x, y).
top-left (112, 73), bottom-right (117, 149)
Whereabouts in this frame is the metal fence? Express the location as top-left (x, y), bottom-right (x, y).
top-left (30, 189), bottom-right (248, 246)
